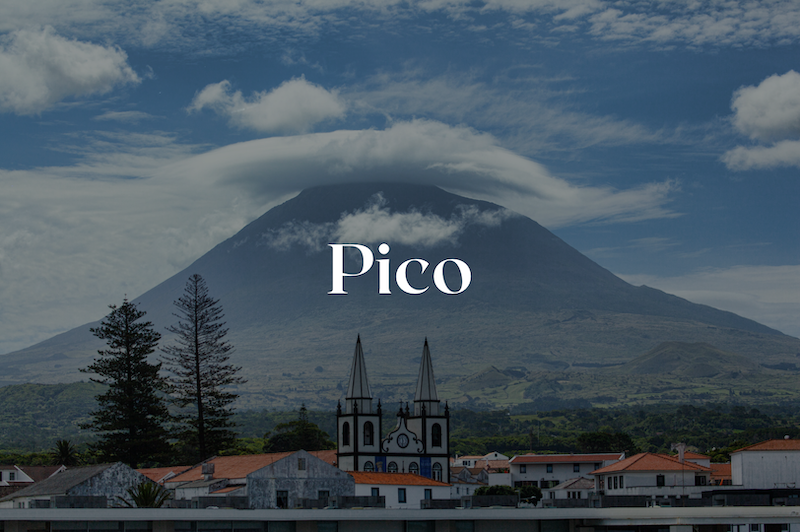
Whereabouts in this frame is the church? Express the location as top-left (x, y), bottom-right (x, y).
top-left (336, 336), bottom-right (450, 483)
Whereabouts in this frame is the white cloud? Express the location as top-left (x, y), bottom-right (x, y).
top-left (0, 119), bottom-right (676, 353)
top-left (619, 265), bottom-right (800, 338)
top-left (348, 70), bottom-right (664, 153)
top-left (0, 26), bottom-right (139, 115)
top-left (731, 70), bottom-right (800, 142)
top-left (724, 71), bottom-right (800, 170)
top-left (187, 77), bottom-right (346, 134)
top-left (261, 193), bottom-right (514, 251)
top-left (165, 119), bottom-right (678, 227)
top-left (3, 0), bottom-right (800, 53)
top-left (722, 140), bottom-right (800, 171)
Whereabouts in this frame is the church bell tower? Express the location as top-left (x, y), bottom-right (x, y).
top-left (336, 335), bottom-right (382, 471)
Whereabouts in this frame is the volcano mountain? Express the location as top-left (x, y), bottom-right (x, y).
top-left (2, 182), bottom-right (798, 409)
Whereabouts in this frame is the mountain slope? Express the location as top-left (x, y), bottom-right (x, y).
top-left (2, 182), bottom-right (798, 408)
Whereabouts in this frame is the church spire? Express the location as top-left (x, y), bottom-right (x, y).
top-left (414, 338), bottom-right (440, 415)
top-left (345, 334), bottom-right (373, 414)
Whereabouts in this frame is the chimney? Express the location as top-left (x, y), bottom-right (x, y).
top-left (202, 462), bottom-right (215, 481)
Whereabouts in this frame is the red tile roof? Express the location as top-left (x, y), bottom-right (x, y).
top-left (349, 471), bottom-right (450, 487)
top-left (138, 466), bottom-right (193, 484)
top-left (684, 452), bottom-right (710, 460)
top-left (710, 463), bottom-right (731, 479)
top-left (511, 453), bottom-right (622, 464)
top-left (733, 439), bottom-right (800, 453)
top-left (168, 450), bottom-right (336, 484)
top-left (592, 453), bottom-right (711, 474)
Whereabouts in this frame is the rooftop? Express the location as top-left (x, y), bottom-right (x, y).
top-left (511, 453), bottom-right (622, 464)
top-left (732, 439), bottom-right (800, 453)
top-left (349, 471), bottom-right (450, 487)
top-left (592, 453), bottom-right (711, 474)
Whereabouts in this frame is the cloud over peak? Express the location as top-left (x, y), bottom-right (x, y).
top-left (0, 27), bottom-right (139, 115)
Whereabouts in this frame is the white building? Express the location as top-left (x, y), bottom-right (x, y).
top-left (509, 453), bottom-right (623, 499)
top-left (350, 471), bottom-right (450, 509)
top-left (591, 452), bottom-right (712, 500)
top-left (731, 439), bottom-right (800, 489)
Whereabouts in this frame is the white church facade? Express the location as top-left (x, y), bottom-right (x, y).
top-left (336, 336), bottom-right (450, 483)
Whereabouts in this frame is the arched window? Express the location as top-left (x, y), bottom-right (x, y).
top-left (364, 461), bottom-right (375, 472)
top-left (432, 462), bottom-right (443, 481)
top-left (388, 462), bottom-right (398, 473)
top-left (364, 421), bottom-right (374, 446)
top-left (409, 462), bottom-right (419, 475)
top-left (431, 423), bottom-right (442, 447)
top-left (342, 422), bottom-right (350, 446)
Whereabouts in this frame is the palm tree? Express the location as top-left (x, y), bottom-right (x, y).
top-left (50, 439), bottom-right (79, 467)
top-left (117, 482), bottom-right (172, 508)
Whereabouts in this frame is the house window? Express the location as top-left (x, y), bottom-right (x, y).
top-left (371, 487), bottom-right (380, 497)
top-left (613, 476), bottom-right (618, 489)
top-left (298, 458), bottom-right (306, 470)
top-left (9, 472), bottom-right (14, 481)
top-left (574, 464), bottom-right (580, 473)
top-left (388, 462), bottom-right (398, 473)
top-left (520, 465), bottom-right (527, 474)
top-left (364, 461), bottom-right (375, 472)
top-left (751, 525), bottom-right (760, 532)
top-left (546, 465), bottom-right (553, 473)
top-left (656, 474), bottom-right (665, 487)
top-left (424, 489), bottom-right (432, 500)
top-left (619, 476), bottom-right (624, 488)
top-left (0, 472), bottom-right (3, 481)
top-left (456, 487), bottom-right (460, 494)
top-left (432, 424), bottom-right (442, 447)
top-left (695, 475), bottom-right (707, 486)
top-left (318, 490), bottom-right (330, 505)
top-left (276, 490), bottom-right (289, 509)
top-left (364, 421), bottom-right (374, 446)
top-left (342, 422), bottom-right (350, 446)
top-left (432, 463), bottom-right (443, 481)
top-left (549, 492), bottom-right (555, 499)
top-left (409, 462), bottom-right (419, 475)
top-left (398, 488), bottom-right (407, 503)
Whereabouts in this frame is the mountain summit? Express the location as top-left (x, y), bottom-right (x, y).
top-left (3, 182), bottom-right (798, 408)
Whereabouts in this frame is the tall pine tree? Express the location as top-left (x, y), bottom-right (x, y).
top-left (81, 299), bottom-right (170, 468)
top-left (162, 274), bottom-right (244, 462)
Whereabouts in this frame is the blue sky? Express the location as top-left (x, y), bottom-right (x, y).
top-left (0, 0), bottom-right (798, 354)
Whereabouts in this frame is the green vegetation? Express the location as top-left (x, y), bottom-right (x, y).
top-left (263, 405), bottom-right (336, 453)
top-left (117, 482), bottom-right (172, 508)
top-left (81, 299), bottom-right (171, 468)
top-left (3, 381), bottom-right (800, 462)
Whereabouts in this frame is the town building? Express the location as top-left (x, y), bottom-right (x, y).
top-left (336, 336), bottom-right (450, 483)
top-left (350, 471), bottom-right (450, 509)
top-left (590, 452), bottom-right (712, 506)
top-left (164, 450), bottom-right (350, 509)
top-left (0, 465), bottom-right (64, 498)
top-left (509, 452), bottom-right (623, 499)
top-left (0, 463), bottom-right (148, 509)
top-left (731, 439), bottom-right (800, 489)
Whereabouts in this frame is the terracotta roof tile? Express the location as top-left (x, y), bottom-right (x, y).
top-left (511, 453), bottom-right (622, 464)
top-left (168, 450), bottom-right (337, 484)
top-left (684, 452), bottom-right (710, 459)
top-left (733, 439), bottom-right (800, 453)
top-left (138, 466), bottom-right (193, 484)
top-left (710, 463), bottom-right (731, 478)
top-left (349, 471), bottom-right (449, 487)
top-left (592, 453), bottom-right (711, 474)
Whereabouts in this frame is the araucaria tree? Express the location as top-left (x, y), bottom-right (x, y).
top-left (162, 274), bottom-right (244, 462)
top-left (81, 299), bottom-right (171, 468)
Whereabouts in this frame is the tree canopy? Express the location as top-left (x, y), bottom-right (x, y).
top-left (81, 299), bottom-right (170, 468)
top-left (162, 274), bottom-right (244, 462)
top-left (264, 405), bottom-right (336, 453)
